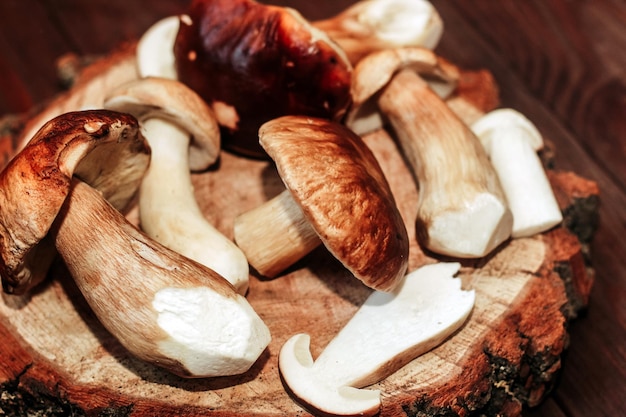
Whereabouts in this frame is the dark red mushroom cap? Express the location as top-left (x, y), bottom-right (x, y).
top-left (174, 0), bottom-right (353, 158)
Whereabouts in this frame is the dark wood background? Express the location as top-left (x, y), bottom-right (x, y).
top-left (0, 1), bottom-right (624, 416)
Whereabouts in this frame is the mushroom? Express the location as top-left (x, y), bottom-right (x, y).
top-left (279, 262), bottom-right (475, 417)
top-left (471, 108), bottom-right (563, 237)
top-left (0, 110), bottom-right (149, 294)
top-left (104, 77), bottom-right (250, 294)
top-left (173, 0), bottom-right (353, 158)
top-left (347, 46), bottom-right (460, 136)
top-left (136, 15), bottom-right (180, 80)
top-left (377, 69), bottom-right (513, 258)
top-left (313, 0), bottom-right (444, 65)
top-left (233, 115), bottom-right (408, 292)
top-left (0, 110), bottom-right (270, 377)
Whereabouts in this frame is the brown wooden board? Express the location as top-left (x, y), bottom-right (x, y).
top-left (0, 56), bottom-right (598, 417)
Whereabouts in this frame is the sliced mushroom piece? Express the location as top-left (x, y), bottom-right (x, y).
top-left (471, 108), bottom-right (563, 237)
top-left (234, 116), bottom-right (408, 292)
top-left (378, 69), bottom-right (513, 258)
top-left (313, 0), bottom-right (443, 65)
top-left (104, 77), bottom-right (249, 294)
top-left (0, 110), bottom-right (270, 377)
top-left (279, 262), bottom-right (475, 416)
top-left (347, 47), bottom-right (460, 136)
top-left (173, 0), bottom-right (353, 158)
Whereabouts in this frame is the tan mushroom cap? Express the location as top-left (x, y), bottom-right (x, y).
top-left (346, 47), bottom-right (460, 135)
top-left (104, 76), bottom-right (220, 171)
top-left (351, 47), bottom-right (460, 107)
top-left (259, 116), bottom-right (408, 291)
top-left (0, 110), bottom-right (150, 294)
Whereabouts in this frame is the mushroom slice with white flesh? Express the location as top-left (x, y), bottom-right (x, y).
top-left (347, 46), bottom-right (460, 136)
top-left (279, 262), bottom-right (475, 417)
top-left (105, 77), bottom-right (250, 294)
top-left (0, 110), bottom-right (270, 377)
top-left (234, 116), bottom-right (409, 292)
top-left (313, 0), bottom-right (444, 65)
top-left (378, 69), bottom-right (513, 258)
top-left (471, 108), bottom-right (563, 237)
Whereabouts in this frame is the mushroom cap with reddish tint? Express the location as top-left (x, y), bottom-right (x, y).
top-left (174, 0), bottom-right (353, 158)
top-left (259, 115), bottom-right (408, 291)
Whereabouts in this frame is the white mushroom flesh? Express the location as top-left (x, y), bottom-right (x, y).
top-left (279, 262), bottom-right (475, 416)
top-left (136, 15), bottom-right (180, 80)
top-left (154, 286), bottom-right (270, 376)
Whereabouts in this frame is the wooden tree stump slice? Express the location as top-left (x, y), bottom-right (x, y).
top-left (0, 49), bottom-right (598, 417)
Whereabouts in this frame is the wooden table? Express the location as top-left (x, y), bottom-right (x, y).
top-left (0, 1), bottom-right (623, 416)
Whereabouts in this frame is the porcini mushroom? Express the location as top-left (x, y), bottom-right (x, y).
top-left (347, 46), bottom-right (460, 136)
top-left (314, 0), bottom-right (444, 65)
top-left (234, 116), bottom-right (408, 292)
top-left (173, 0), bottom-right (353, 157)
top-left (15, 46), bottom-right (139, 153)
top-left (104, 77), bottom-right (249, 294)
top-left (279, 262), bottom-right (475, 417)
top-left (378, 69), bottom-right (513, 258)
top-left (136, 15), bottom-right (180, 80)
top-left (0, 110), bottom-right (270, 377)
top-left (471, 108), bottom-right (563, 237)
top-left (0, 110), bottom-right (149, 294)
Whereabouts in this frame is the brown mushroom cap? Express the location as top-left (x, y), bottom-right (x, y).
top-left (259, 116), bottom-right (408, 291)
top-left (0, 110), bottom-right (150, 294)
top-left (346, 47), bottom-right (460, 136)
top-left (174, 0), bottom-right (353, 158)
top-left (103, 76), bottom-right (220, 171)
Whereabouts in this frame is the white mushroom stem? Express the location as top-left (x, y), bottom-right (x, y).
top-left (140, 118), bottom-right (249, 293)
top-left (104, 77), bottom-right (249, 293)
top-left (234, 190), bottom-right (320, 278)
top-left (314, 0), bottom-right (443, 65)
top-left (378, 69), bottom-right (513, 258)
top-left (279, 262), bottom-right (475, 417)
top-left (136, 15), bottom-right (180, 80)
top-left (471, 109), bottom-right (563, 237)
top-left (52, 179), bottom-right (270, 378)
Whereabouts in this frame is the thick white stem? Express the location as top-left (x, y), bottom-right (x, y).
top-left (140, 118), bottom-right (249, 293)
top-left (472, 110), bottom-right (563, 237)
top-left (136, 15), bottom-right (180, 79)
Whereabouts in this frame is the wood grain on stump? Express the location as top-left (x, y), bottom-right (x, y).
top-left (0, 49), bottom-right (598, 417)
